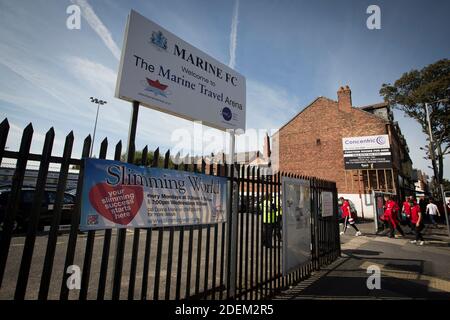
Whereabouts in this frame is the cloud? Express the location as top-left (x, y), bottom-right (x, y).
top-left (228, 0), bottom-right (240, 69)
top-left (0, 43), bottom-right (79, 114)
top-left (68, 56), bottom-right (117, 96)
top-left (71, 0), bottom-right (121, 60)
top-left (246, 79), bottom-right (301, 130)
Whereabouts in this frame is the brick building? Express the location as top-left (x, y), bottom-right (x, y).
top-left (272, 86), bottom-right (415, 218)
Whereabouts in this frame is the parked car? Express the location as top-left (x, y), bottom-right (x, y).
top-left (0, 187), bottom-right (75, 232)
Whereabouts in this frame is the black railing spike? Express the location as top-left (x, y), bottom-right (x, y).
top-left (164, 149), bottom-right (170, 168)
top-left (0, 118), bottom-right (10, 154)
top-left (127, 141), bottom-right (136, 163)
top-left (100, 137), bottom-right (108, 147)
top-left (47, 127), bottom-right (55, 136)
top-left (43, 128), bottom-right (55, 149)
top-left (173, 151), bottom-right (181, 166)
top-left (152, 147), bottom-right (160, 167)
top-left (82, 135), bottom-right (92, 157)
top-left (99, 138), bottom-right (108, 159)
top-left (23, 122), bottom-right (34, 134)
top-left (142, 145), bottom-right (148, 166)
top-left (0, 118), bottom-right (9, 129)
top-left (66, 130), bottom-right (74, 140)
top-left (115, 140), bottom-right (122, 160)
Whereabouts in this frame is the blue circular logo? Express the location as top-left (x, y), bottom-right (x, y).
top-left (222, 107), bottom-right (232, 121)
top-left (376, 136), bottom-right (386, 145)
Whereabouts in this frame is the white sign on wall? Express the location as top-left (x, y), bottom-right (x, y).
top-left (115, 10), bottom-right (246, 131)
top-left (342, 134), bottom-right (392, 169)
top-left (282, 177), bottom-right (312, 275)
top-left (342, 134), bottom-right (390, 150)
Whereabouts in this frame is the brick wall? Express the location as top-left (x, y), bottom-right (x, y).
top-left (273, 87), bottom-right (390, 194)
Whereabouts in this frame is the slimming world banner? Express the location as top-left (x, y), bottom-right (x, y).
top-left (80, 159), bottom-right (228, 231)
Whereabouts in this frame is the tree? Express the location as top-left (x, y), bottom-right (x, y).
top-left (121, 150), bottom-right (175, 168)
top-left (379, 59), bottom-right (450, 190)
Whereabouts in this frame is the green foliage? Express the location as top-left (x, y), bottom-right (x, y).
top-left (380, 59), bottom-right (450, 182)
top-left (120, 151), bottom-right (175, 169)
top-left (120, 150), bottom-right (176, 168)
top-left (429, 178), bottom-right (450, 201)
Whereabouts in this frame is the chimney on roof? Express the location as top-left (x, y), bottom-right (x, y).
top-left (337, 85), bottom-right (352, 112)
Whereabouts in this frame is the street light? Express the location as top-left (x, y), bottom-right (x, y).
top-left (89, 97), bottom-right (107, 157)
top-left (424, 98), bottom-right (449, 237)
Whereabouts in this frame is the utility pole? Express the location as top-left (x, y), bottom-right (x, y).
top-left (425, 100), bottom-right (450, 237)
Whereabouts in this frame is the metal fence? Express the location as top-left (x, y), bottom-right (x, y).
top-left (0, 118), bottom-right (340, 300)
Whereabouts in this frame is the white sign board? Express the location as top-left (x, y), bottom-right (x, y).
top-left (282, 177), bottom-right (311, 275)
top-left (342, 134), bottom-right (390, 150)
top-left (115, 10), bottom-right (246, 131)
top-left (342, 134), bottom-right (391, 169)
top-left (321, 191), bottom-right (334, 217)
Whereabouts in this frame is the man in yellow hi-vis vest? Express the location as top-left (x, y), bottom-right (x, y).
top-left (261, 196), bottom-right (282, 248)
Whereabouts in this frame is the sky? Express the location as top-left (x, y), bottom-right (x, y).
top-left (0, 0), bottom-right (448, 179)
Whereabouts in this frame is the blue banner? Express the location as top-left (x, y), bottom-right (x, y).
top-left (80, 158), bottom-right (228, 231)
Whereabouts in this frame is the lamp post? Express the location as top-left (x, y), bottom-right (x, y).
top-left (424, 98), bottom-right (449, 237)
top-left (89, 97), bottom-right (107, 157)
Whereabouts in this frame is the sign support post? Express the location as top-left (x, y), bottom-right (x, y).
top-left (112, 101), bottom-right (139, 299)
top-left (227, 131), bottom-right (238, 298)
top-left (126, 101), bottom-right (140, 161)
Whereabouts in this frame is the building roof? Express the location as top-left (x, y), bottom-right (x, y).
top-left (277, 96), bottom-right (333, 132)
top-left (187, 150), bottom-right (267, 165)
top-left (276, 96), bottom-right (389, 134)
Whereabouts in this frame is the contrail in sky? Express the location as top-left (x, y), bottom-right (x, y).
top-left (228, 0), bottom-right (240, 69)
top-left (72, 0), bottom-right (121, 60)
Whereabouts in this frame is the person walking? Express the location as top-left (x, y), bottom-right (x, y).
top-left (419, 196), bottom-right (427, 218)
top-left (384, 194), bottom-right (405, 238)
top-left (401, 196), bottom-right (414, 233)
top-left (339, 197), bottom-right (362, 236)
top-left (426, 199), bottom-right (440, 227)
top-left (410, 199), bottom-right (424, 246)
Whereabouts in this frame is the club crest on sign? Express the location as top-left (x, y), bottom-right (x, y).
top-left (151, 30), bottom-right (167, 51)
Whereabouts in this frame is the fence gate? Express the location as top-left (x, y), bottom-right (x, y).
top-left (372, 191), bottom-right (395, 234)
top-left (0, 118), bottom-right (341, 300)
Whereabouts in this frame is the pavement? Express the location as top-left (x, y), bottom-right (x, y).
top-left (276, 221), bottom-right (450, 300)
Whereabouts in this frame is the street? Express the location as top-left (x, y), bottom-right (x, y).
top-left (276, 222), bottom-right (450, 299)
top-left (0, 226), bottom-right (226, 300)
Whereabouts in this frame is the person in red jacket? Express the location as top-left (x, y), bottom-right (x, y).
top-left (401, 196), bottom-right (414, 232)
top-left (339, 197), bottom-right (362, 236)
top-left (384, 195), bottom-right (405, 238)
top-left (410, 199), bottom-right (424, 245)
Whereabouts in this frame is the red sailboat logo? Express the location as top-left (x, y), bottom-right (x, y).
top-left (146, 78), bottom-right (168, 91)
top-left (143, 78), bottom-right (171, 97)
